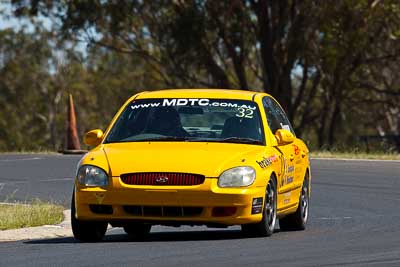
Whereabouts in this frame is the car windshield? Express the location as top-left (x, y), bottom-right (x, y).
top-left (105, 98), bottom-right (264, 145)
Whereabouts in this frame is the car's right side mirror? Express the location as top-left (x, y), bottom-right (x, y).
top-left (84, 129), bottom-right (104, 147)
top-left (275, 129), bottom-right (295, 145)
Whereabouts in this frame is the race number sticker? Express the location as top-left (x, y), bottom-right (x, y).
top-left (236, 107), bottom-right (254, 118)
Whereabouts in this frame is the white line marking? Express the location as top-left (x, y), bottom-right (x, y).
top-left (5, 181), bottom-right (27, 184)
top-left (38, 178), bottom-right (73, 182)
top-left (317, 215), bottom-right (384, 220)
top-left (0, 178), bottom-right (73, 185)
top-left (317, 217), bottom-right (353, 220)
top-left (0, 157), bottom-right (42, 162)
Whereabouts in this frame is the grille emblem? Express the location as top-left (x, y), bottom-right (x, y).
top-left (155, 176), bottom-right (169, 184)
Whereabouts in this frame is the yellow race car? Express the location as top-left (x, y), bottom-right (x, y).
top-left (72, 89), bottom-right (311, 241)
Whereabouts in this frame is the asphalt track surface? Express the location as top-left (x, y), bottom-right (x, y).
top-left (0, 154), bottom-right (400, 266)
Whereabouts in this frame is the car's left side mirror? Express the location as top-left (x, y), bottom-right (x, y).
top-left (84, 129), bottom-right (104, 147)
top-left (275, 129), bottom-right (295, 145)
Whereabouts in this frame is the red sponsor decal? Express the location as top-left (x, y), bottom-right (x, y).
top-left (293, 144), bottom-right (300, 155)
top-left (256, 154), bottom-right (278, 168)
top-left (269, 154), bottom-right (278, 163)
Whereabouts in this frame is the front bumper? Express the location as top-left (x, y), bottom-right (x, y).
top-left (74, 177), bottom-right (265, 226)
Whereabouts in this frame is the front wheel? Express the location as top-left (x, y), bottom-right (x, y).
top-left (71, 192), bottom-right (108, 242)
top-left (242, 176), bottom-right (277, 237)
top-left (279, 175), bottom-right (309, 231)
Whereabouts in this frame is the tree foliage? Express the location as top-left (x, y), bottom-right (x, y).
top-left (1, 0), bottom-right (399, 151)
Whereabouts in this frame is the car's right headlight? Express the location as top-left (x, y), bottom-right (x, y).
top-left (218, 166), bottom-right (256, 188)
top-left (77, 165), bottom-right (109, 187)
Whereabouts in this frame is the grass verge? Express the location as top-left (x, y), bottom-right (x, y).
top-left (0, 201), bottom-right (64, 230)
top-left (311, 151), bottom-right (400, 160)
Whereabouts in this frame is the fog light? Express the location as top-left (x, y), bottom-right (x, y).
top-left (212, 207), bottom-right (237, 217)
top-left (89, 204), bottom-right (113, 214)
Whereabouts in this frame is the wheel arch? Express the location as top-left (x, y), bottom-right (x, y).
top-left (269, 171), bottom-right (278, 185)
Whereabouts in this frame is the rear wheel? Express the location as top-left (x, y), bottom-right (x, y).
top-left (123, 223), bottom-right (152, 240)
top-left (71, 192), bottom-right (108, 242)
top-left (242, 176), bottom-right (277, 237)
top-left (279, 175), bottom-right (309, 231)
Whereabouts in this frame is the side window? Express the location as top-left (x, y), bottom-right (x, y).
top-left (262, 96), bottom-right (295, 135)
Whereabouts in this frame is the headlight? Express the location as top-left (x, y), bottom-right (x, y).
top-left (218, 166), bottom-right (256, 188)
top-left (77, 165), bottom-right (109, 187)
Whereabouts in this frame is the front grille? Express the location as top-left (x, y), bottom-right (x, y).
top-left (123, 205), bottom-right (203, 217)
top-left (120, 172), bottom-right (205, 186)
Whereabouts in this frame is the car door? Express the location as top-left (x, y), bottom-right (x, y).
top-left (262, 96), bottom-right (301, 209)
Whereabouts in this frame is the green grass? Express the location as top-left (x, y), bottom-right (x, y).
top-left (311, 151), bottom-right (400, 160)
top-left (0, 201), bottom-right (64, 230)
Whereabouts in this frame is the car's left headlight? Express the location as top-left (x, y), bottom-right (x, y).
top-left (218, 166), bottom-right (256, 188)
top-left (77, 165), bottom-right (109, 187)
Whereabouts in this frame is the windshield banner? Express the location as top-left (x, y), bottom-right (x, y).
top-left (130, 98), bottom-right (256, 110)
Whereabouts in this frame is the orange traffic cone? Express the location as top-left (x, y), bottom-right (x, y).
top-left (67, 94), bottom-right (81, 150)
top-left (61, 94), bottom-right (86, 154)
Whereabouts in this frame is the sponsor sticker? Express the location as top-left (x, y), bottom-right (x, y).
top-left (252, 197), bottom-right (263, 214)
top-left (288, 165), bottom-right (295, 173)
top-left (256, 154), bottom-right (278, 169)
top-left (281, 156), bottom-right (295, 187)
top-left (293, 144), bottom-right (300, 155)
top-left (283, 192), bottom-right (291, 204)
top-left (130, 98), bottom-right (257, 110)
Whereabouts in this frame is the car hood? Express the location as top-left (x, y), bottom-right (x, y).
top-left (101, 142), bottom-right (265, 177)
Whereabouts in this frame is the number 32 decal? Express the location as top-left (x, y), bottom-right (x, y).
top-left (236, 108), bottom-right (254, 118)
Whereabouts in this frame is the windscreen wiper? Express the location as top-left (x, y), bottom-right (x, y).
top-left (220, 137), bottom-right (263, 145)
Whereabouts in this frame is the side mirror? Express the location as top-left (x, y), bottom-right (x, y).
top-left (84, 129), bottom-right (104, 147)
top-left (275, 129), bottom-right (295, 145)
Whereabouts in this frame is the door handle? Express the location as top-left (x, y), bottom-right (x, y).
top-left (301, 151), bottom-right (306, 158)
top-left (289, 154), bottom-right (294, 161)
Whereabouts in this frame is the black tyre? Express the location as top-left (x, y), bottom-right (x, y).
top-left (71, 192), bottom-right (108, 242)
top-left (123, 223), bottom-right (152, 240)
top-left (242, 176), bottom-right (277, 237)
top-left (279, 176), bottom-right (309, 231)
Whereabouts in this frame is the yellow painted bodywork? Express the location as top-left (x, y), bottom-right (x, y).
top-left (74, 89), bottom-right (311, 226)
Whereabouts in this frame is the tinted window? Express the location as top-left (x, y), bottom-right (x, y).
top-left (262, 96), bottom-right (295, 135)
top-left (105, 98), bottom-right (265, 145)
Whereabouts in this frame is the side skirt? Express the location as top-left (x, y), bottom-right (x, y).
top-left (277, 202), bottom-right (298, 219)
